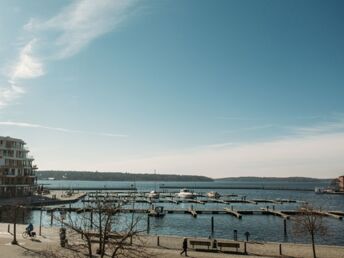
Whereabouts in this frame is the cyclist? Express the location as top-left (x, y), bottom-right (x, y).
top-left (26, 223), bottom-right (34, 237)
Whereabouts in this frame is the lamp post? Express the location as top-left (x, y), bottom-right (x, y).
top-left (11, 205), bottom-right (18, 245)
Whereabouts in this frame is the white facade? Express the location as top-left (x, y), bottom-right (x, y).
top-left (0, 136), bottom-right (37, 197)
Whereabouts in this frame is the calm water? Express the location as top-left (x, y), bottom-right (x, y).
top-left (26, 180), bottom-right (344, 245)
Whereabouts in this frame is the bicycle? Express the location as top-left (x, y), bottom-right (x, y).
top-left (22, 231), bottom-right (36, 239)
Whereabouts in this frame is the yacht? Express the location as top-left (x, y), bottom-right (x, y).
top-left (177, 188), bottom-right (195, 199)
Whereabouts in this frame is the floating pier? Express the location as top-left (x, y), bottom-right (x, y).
top-left (188, 208), bottom-right (198, 217)
top-left (34, 206), bottom-right (344, 221)
top-left (261, 207), bottom-right (290, 219)
top-left (224, 207), bottom-right (242, 219)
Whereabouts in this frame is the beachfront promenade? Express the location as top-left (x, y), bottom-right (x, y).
top-left (1, 223), bottom-right (343, 258)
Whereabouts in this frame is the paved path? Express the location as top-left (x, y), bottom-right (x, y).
top-left (0, 223), bottom-right (343, 258)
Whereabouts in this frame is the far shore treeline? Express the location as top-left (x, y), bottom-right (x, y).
top-left (36, 170), bottom-right (213, 182)
top-left (36, 170), bottom-right (334, 182)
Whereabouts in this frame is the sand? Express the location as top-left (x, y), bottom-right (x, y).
top-left (0, 223), bottom-right (343, 258)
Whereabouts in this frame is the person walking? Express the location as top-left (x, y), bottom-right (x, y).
top-left (180, 237), bottom-right (188, 256)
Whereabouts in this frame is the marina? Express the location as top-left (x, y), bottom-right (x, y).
top-left (27, 180), bottom-right (344, 246)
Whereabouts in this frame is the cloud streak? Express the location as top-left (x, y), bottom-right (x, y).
top-left (0, 121), bottom-right (127, 138)
top-left (1, 0), bottom-right (139, 109)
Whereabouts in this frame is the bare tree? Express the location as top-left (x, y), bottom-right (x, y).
top-left (292, 204), bottom-right (328, 258)
top-left (55, 195), bottom-right (152, 258)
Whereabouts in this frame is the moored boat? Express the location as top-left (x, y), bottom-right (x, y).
top-left (207, 191), bottom-right (221, 199)
top-left (177, 188), bottom-right (195, 199)
top-left (148, 190), bottom-right (160, 199)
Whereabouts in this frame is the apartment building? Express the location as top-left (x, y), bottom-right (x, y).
top-left (0, 136), bottom-right (37, 197)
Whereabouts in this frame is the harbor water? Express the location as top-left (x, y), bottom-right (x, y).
top-left (19, 179), bottom-right (344, 245)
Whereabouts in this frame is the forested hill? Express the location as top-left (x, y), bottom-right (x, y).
top-left (36, 170), bottom-right (213, 182)
top-left (216, 176), bottom-right (332, 182)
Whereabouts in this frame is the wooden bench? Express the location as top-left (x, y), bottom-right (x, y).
top-left (189, 240), bottom-right (211, 249)
top-left (217, 242), bottom-right (240, 252)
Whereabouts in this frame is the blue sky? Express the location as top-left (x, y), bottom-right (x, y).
top-left (1, 0), bottom-right (344, 178)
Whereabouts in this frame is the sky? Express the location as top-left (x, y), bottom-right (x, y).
top-left (0, 0), bottom-right (344, 178)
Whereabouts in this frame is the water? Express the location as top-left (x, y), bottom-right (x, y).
top-left (26, 179), bottom-right (344, 246)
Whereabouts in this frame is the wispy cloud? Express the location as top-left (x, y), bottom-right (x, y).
top-left (107, 131), bottom-right (344, 178)
top-left (0, 121), bottom-right (127, 138)
top-left (0, 83), bottom-right (25, 108)
top-left (0, 39), bottom-right (43, 108)
top-left (0, 0), bottom-right (139, 109)
top-left (292, 115), bottom-right (344, 135)
top-left (25, 0), bottom-right (138, 59)
top-left (10, 39), bottom-right (44, 80)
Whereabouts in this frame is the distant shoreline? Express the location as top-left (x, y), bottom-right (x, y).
top-left (36, 170), bottom-right (335, 182)
top-left (36, 170), bottom-right (213, 182)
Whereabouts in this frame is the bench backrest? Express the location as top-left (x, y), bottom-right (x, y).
top-left (189, 240), bottom-right (211, 246)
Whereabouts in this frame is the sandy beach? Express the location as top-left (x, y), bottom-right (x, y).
top-left (1, 223), bottom-right (343, 258)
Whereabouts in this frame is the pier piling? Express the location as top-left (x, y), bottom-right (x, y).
top-left (211, 216), bottom-right (214, 237)
top-left (234, 230), bottom-right (238, 241)
top-left (147, 215), bottom-right (150, 234)
top-left (50, 211), bottom-right (53, 226)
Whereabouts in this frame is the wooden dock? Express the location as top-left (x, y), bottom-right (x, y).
top-left (307, 209), bottom-right (343, 220)
top-left (261, 207), bottom-right (290, 219)
top-left (187, 208), bottom-right (198, 217)
top-left (224, 207), bottom-right (242, 219)
top-left (35, 206), bottom-right (344, 221)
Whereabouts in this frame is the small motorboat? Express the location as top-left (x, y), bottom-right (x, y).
top-left (148, 190), bottom-right (160, 199)
top-left (176, 188), bottom-right (195, 199)
top-left (148, 206), bottom-right (165, 217)
top-left (207, 191), bottom-right (221, 199)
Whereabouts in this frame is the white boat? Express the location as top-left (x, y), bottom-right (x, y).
top-left (177, 188), bottom-right (195, 199)
top-left (315, 187), bottom-right (336, 194)
top-left (207, 191), bottom-right (221, 199)
top-left (148, 190), bottom-right (160, 199)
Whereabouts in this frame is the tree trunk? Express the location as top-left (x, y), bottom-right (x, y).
top-left (311, 232), bottom-right (316, 258)
top-left (86, 236), bottom-right (93, 258)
